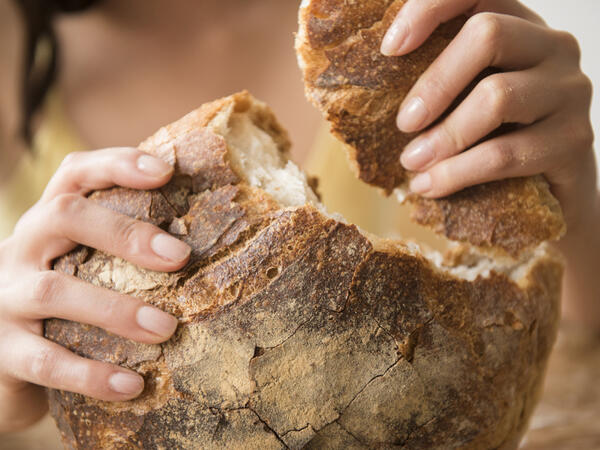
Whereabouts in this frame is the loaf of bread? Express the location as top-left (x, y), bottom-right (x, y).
top-left (46, 92), bottom-right (562, 449)
top-left (296, 0), bottom-right (566, 257)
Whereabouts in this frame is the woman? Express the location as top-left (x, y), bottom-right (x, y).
top-left (0, 0), bottom-right (597, 441)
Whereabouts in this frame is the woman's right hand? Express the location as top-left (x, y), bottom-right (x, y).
top-left (0, 147), bottom-right (191, 432)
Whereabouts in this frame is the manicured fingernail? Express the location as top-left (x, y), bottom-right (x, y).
top-left (397, 97), bottom-right (428, 132)
top-left (109, 372), bottom-right (144, 396)
top-left (381, 19), bottom-right (408, 56)
top-left (401, 138), bottom-right (434, 170)
top-left (150, 234), bottom-right (191, 262)
top-left (137, 306), bottom-right (178, 337)
top-left (136, 154), bottom-right (173, 178)
top-left (410, 173), bottom-right (432, 194)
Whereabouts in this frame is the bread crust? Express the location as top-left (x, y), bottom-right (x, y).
top-left (296, 0), bottom-right (566, 257)
top-left (45, 92), bottom-right (562, 449)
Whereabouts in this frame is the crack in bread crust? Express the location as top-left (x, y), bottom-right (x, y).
top-left (45, 92), bottom-right (562, 449)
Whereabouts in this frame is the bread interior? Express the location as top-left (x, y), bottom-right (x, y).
top-left (208, 104), bottom-right (551, 284)
top-left (211, 110), bottom-right (320, 209)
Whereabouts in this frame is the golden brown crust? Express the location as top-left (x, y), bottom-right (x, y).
top-left (296, 0), bottom-right (566, 256)
top-left (409, 176), bottom-right (566, 257)
top-left (297, 0), bottom-right (462, 191)
top-left (45, 92), bottom-right (562, 449)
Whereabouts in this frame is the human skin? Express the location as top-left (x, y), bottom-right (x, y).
top-left (381, 0), bottom-right (600, 328)
top-left (0, 0), bottom-right (598, 434)
top-left (0, 148), bottom-right (191, 432)
top-left (0, 0), bottom-right (320, 431)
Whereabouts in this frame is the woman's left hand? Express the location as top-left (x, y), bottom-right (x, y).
top-left (381, 0), bottom-right (596, 235)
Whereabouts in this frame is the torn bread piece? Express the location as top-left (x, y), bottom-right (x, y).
top-left (46, 92), bottom-right (561, 449)
top-left (296, 0), bottom-right (566, 258)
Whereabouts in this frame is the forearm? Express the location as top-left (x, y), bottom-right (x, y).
top-left (560, 191), bottom-right (600, 329)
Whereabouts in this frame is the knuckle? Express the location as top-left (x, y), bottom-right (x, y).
top-left (59, 151), bottom-right (84, 170)
top-left (114, 216), bottom-right (144, 257)
top-left (481, 75), bottom-right (511, 117)
top-left (582, 125), bottom-right (595, 149)
top-left (423, 0), bottom-right (446, 24)
top-left (554, 30), bottom-right (581, 61)
top-left (430, 162), bottom-right (455, 197)
top-left (76, 362), bottom-right (94, 394)
top-left (555, 114), bottom-right (594, 153)
top-left (119, 147), bottom-right (141, 159)
top-left (29, 348), bottom-right (57, 383)
top-left (74, 360), bottom-right (108, 399)
top-left (468, 13), bottom-right (503, 49)
top-left (99, 295), bottom-right (123, 326)
top-left (577, 74), bottom-right (594, 101)
top-left (439, 122), bottom-right (465, 153)
top-left (486, 142), bottom-right (515, 173)
top-left (31, 271), bottom-right (61, 308)
top-left (571, 119), bottom-right (595, 150)
top-left (422, 76), bottom-right (453, 106)
top-left (564, 74), bottom-right (594, 112)
top-left (583, 74), bottom-right (593, 95)
top-left (49, 193), bottom-right (82, 217)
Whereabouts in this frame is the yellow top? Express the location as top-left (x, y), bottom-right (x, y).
top-left (0, 91), bottom-right (422, 243)
top-left (0, 91), bottom-right (86, 239)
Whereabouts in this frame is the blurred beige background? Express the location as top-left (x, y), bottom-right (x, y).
top-left (1, 1), bottom-right (599, 449)
top-left (522, 0), bottom-right (600, 178)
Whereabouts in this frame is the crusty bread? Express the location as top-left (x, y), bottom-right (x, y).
top-left (296, 0), bottom-right (566, 257)
top-left (46, 92), bottom-right (562, 449)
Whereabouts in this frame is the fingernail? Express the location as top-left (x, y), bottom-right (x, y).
top-left (397, 97), bottom-right (428, 132)
top-left (150, 234), bottom-right (191, 262)
top-left (410, 173), bottom-right (432, 194)
top-left (136, 154), bottom-right (173, 178)
top-left (109, 372), bottom-right (144, 396)
top-left (401, 138), bottom-right (434, 170)
top-left (137, 306), bottom-right (178, 337)
top-left (381, 19), bottom-right (408, 56)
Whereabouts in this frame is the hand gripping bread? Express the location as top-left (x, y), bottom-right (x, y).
top-left (296, 0), bottom-right (566, 258)
top-left (46, 92), bottom-right (562, 449)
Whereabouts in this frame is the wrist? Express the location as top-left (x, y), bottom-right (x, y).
top-left (557, 187), bottom-right (599, 254)
top-left (0, 381), bottom-right (48, 433)
top-left (557, 189), bottom-right (600, 329)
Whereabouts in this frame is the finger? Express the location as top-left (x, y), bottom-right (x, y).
top-left (3, 332), bottom-right (145, 401)
top-left (407, 114), bottom-right (593, 198)
top-left (400, 68), bottom-right (564, 171)
top-left (396, 13), bottom-right (555, 132)
top-left (381, 0), bottom-right (475, 56)
top-left (15, 195), bottom-right (190, 271)
top-left (41, 147), bottom-right (173, 203)
top-left (381, 0), bottom-right (545, 56)
top-left (472, 0), bottom-right (546, 25)
top-left (3, 271), bottom-right (177, 344)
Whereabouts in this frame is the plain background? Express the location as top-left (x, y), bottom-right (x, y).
top-left (521, 0), bottom-right (600, 175)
